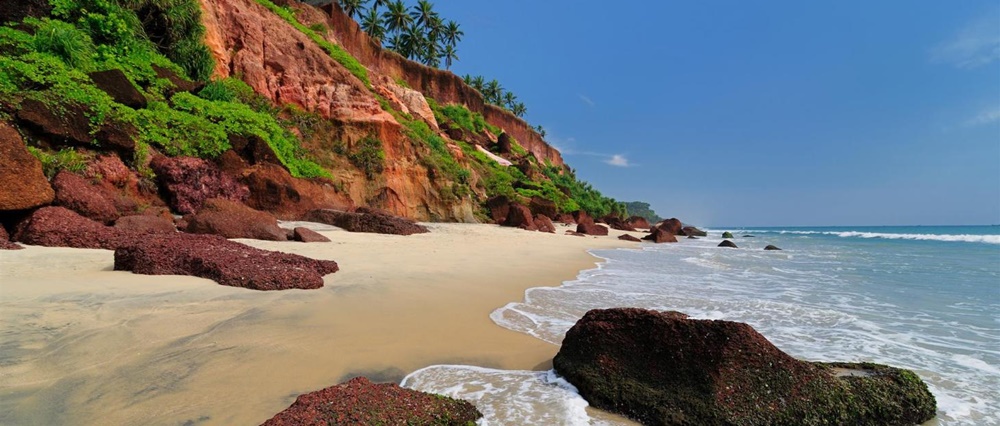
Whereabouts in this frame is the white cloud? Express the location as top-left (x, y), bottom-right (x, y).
top-left (578, 94), bottom-right (596, 107)
top-left (605, 154), bottom-right (631, 167)
top-left (965, 107), bottom-right (1000, 126)
top-left (930, 9), bottom-right (1000, 69)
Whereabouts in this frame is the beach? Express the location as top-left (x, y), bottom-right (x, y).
top-left (0, 222), bottom-right (638, 425)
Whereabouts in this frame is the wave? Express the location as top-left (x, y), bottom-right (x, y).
top-left (722, 229), bottom-right (1000, 244)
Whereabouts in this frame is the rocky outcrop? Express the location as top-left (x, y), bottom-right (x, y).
top-left (293, 227), bottom-right (330, 242)
top-left (618, 234), bottom-right (642, 242)
top-left (0, 225), bottom-right (22, 250)
top-left (554, 308), bottom-right (937, 426)
top-left (13, 206), bottom-right (128, 249)
top-left (764, 245), bottom-right (782, 251)
top-left (240, 164), bottom-right (353, 220)
top-left (261, 377), bottom-right (481, 425)
top-left (114, 233), bottom-right (337, 290)
top-left (534, 214), bottom-right (556, 233)
top-left (656, 218), bottom-right (683, 235)
top-left (307, 207), bottom-right (429, 235)
top-left (576, 222), bottom-right (608, 236)
top-left (682, 226), bottom-right (707, 237)
top-left (114, 215), bottom-right (176, 234)
top-left (642, 228), bottom-right (678, 243)
top-left (529, 196), bottom-right (558, 218)
top-left (52, 171), bottom-right (119, 224)
top-left (604, 216), bottom-right (637, 232)
top-left (718, 240), bottom-right (738, 248)
top-left (626, 216), bottom-right (651, 230)
top-left (150, 156), bottom-right (249, 214)
top-left (557, 213), bottom-right (576, 225)
top-left (88, 69), bottom-right (147, 109)
top-left (572, 210), bottom-right (594, 226)
top-left (183, 198), bottom-right (287, 241)
top-left (505, 203), bottom-right (537, 231)
top-left (0, 122), bottom-right (54, 211)
top-left (486, 196), bottom-right (511, 224)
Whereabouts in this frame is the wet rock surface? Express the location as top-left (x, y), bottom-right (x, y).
top-left (718, 240), bottom-right (738, 248)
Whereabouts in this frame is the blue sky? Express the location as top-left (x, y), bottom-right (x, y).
top-left (428, 1), bottom-right (1000, 226)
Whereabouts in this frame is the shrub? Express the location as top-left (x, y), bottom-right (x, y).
top-left (27, 147), bottom-right (90, 178)
top-left (348, 135), bottom-right (385, 178)
top-left (31, 18), bottom-right (95, 69)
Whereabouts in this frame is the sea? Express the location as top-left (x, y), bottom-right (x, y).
top-left (402, 225), bottom-right (1000, 426)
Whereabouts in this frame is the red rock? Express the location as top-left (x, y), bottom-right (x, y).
top-left (183, 198), bottom-right (286, 241)
top-left (486, 195), bottom-right (511, 225)
top-left (576, 222), bottom-right (608, 236)
top-left (572, 210), bottom-right (594, 226)
top-left (293, 227), bottom-right (330, 242)
top-left (88, 69), bottom-right (147, 109)
top-left (114, 215), bottom-right (176, 234)
top-left (683, 226), bottom-right (707, 237)
top-left (241, 164), bottom-right (353, 220)
top-left (656, 218), bottom-right (683, 235)
top-left (307, 207), bottom-right (429, 235)
top-left (642, 228), bottom-right (678, 243)
top-left (229, 134), bottom-right (282, 166)
top-left (534, 214), bottom-right (556, 233)
top-left (496, 132), bottom-right (512, 154)
top-left (51, 171), bottom-right (119, 224)
top-left (0, 122), bottom-right (54, 211)
top-left (16, 99), bottom-right (92, 146)
top-left (626, 216), bottom-right (651, 230)
top-left (604, 216), bottom-right (637, 232)
top-left (114, 233), bottom-right (337, 290)
top-left (529, 196), bottom-right (558, 218)
top-left (506, 203), bottom-right (537, 231)
top-left (261, 377), bottom-right (481, 425)
top-left (0, 225), bottom-right (23, 250)
top-left (150, 156), bottom-right (249, 214)
top-left (13, 206), bottom-right (129, 249)
top-left (557, 213), bottom-right (576, 224)
top-left (151, 64), bottom-right (202, 95)
top-left (565, 230), bottom-right (586, 237)
top-left (618, 234), bottom-right (642, 242)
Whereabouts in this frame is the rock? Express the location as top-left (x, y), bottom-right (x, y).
top-left (604, 216), bottom-right (637, 232)
top-left (626, 216), bottom-right (651, 230)
top-left (656, 218), bottom-right (683, 235)
top-left (114, 215), bottom-right (176, 234)
top-left (529, 196), bottom-right (558, 218)
top-left (0, 122), bottom-right (54, 211)
top-left (0, 225), bottom-right (22, 250)
top-left (261, 377), bottom-right (481, 425)
top-left (13, 206), bottom-right (127, 249)
top-left (576, 222), bottom-right (609, 236)
top-left (114, 233), bottom-right (337, 290)
top-left (554, 308), bottom-right (936, 426)
top-left (743, 234), bottom-right (756, 238)
top-left (0, 0), bottom-right (51, 23)
top-left (228, 134), bottom-right (282, 167)
top-left (88, 69), bottom-right (147, 109)
top-left (534, 214), bottom-right (556, 233)
top-left (16, 99), bottom-right (92, 146)
top-left (293, 227), bottom-right (330, 242)
top-left (565, 230), bottom-right (586, 237)
top-left (486, 195), bottom-right (511, 225)
top-left (572, 210), bottom-right (594, 226)
top-left (687, 236), bottom-right (698, 239)
top-left (240, 163), bottom-right (353, 220)
top-left (618, 234), bottom-right (642, 242)
top-left (642, 228), bottom-right (678, 243)
top-left (150, 156), bottom-right (249, 214)
top-left (51, 171), bottom-right (119, 224)
top-left (722, 231), bottom-right (734, 239)
top-left (718, 240), bottom-right (738, 248)
top-left (151, 64), bottom-right (202, 94)
top-left (682, 226), bottom-right (707, 237)
top-left (764, 245), bottom-right (782, 251)
top-left (497, 132), bottom-right (512, 154)
top-left (183, 198), bottom-right (286, 241)
top-left (557, 213), bottom-right (576, 225)
top-left (506, 203), bottom-right (537, 231)
top-left (92, 121), bottom-right (137, 154)
top-left (307, 207), bottom-right (429, 235)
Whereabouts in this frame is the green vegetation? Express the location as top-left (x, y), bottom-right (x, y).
top-left (348, 0), bottom-right (463, 70)
top-left (348, 135), bottom-right (386, 178)
top-left (462, 74), bottom-right (527, 117)
top-left (26, 147), bottom-right (89, 178)
top-left (623, 201), bottom-right (662, 222)
top-left (427, 98), bottom-right (498, 135)
top-left (254, 0), bottom-right (370, 86)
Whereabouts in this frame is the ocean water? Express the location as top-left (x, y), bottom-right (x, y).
top-left (402, 225), bottom-right (1000, 425)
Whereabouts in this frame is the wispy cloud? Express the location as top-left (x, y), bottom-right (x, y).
top-left (605, 154), bottom-right (631, 167)
top-left (930, 9), bottom-right (1000, 69)
top-left (965, 107), bottom-right (1000, 127)
top-left (578, 94), bottom-right (596, 107)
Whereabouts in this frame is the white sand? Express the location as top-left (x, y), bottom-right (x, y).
top-left (0, 222), bottom-right (641, 425)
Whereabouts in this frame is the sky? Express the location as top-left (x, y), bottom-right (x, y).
top-left (426, 1), bottom-right (1000, 226)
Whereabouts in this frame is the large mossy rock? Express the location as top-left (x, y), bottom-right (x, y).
top-left (553, 308), bottom-right (936, 426)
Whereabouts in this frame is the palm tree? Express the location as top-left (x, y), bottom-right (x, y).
top-left (369, 0), bottom-right (387, 15)
top-left (385, 33), bottom-right (404, 52)
top-left (443, 20), bottom-right (462, 47)
top-left (361, 7), bottom-right (386, 42)
top-left (441, 44), bottom-right (458, 69)
top-left (338, 0), bottom-right (363, 19)
top-left (502, 92), bottom-right (517, 110)
top-left (511, 102), bottom-right (527, 117)
top-left (401, 23), bottom-right (426, 60)
top-left (484, 79), bottom-right (502, 104)
top-left (410, 0), bottom-right (438, 30)
top-left (382, 0), bottom-right (412, 35)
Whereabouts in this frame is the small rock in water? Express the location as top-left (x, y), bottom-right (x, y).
top-left (721, 231), bottom-right (734, 238)
top-left (618, 234), bottom-right (642, 242)
top-left (743, 234), bottom-right (755, 237)
top-left (718, 240), bottom-right (738, 248)
top-left (764, 244), bottom-right (782, 250)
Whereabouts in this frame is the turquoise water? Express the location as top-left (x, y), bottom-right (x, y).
top-left (405, 226), bottom-right (1000, 425)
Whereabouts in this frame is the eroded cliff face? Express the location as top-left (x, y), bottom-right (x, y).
top-left (197, 0), bottom-right (476, 221)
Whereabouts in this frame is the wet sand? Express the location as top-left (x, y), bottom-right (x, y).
top-left (0, 222), bottom-right (636, 425)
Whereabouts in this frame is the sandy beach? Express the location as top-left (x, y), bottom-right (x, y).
top-left (0, 222), bottom-right (638, 425)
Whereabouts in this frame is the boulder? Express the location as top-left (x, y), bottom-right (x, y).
top-left (626, 216), bottom-right (651, 230)
top-left (240, 163), bottom-right (353, 220)
top-left (13, 206), bottom-right (128, 249)
top-left (682, 226), bottom-right (707, 237)
top-left (114, 233), bottom-right (337, 290)
top-left (642, 228), bottom-right (678, 243)
top-left (229, 134), bottom-right (282, 167)
top-left (16, 99), bottom-right (92, 146)
top-left (183, 198), bottom-right (286, 241)
top-left (150, 156), bottom-right (249, 214)
top-left (307, 207), bottom-right (429, 235)
top-left (88, 69), bottom-right (147, 109)
top-left (618, 234), bottom-right (642, 242)
top-left (114, 215), bottom-right (176, 234)
top-left (565, 230), bottom-right (586, 237)
top-left (718, 240), bottom-right (738, 248)
top-left (604, 216), bottom-right (637, 232)
top-left (496, 132), bottom-right (512, 154)
top-left (656, 218), bottom-right (683, 235)
top-left (572, 210), bottom-right (594, 226)
top-left (722, 231), bottom-right (734, 239)
top-left (743, 235), bottom-right (756, 238)
top-left (528, 196), bottom-right (558, 218)
top-left (764, 245), bottom-right (782, 251)
top-left (0, 0), bottom-right (51, 23)
top-left (92, 121), bottom-right (137, 154)
top-left (486, 195), bottom-right (511, 225)
top-left (506, 203), bottom-right (537, 231)
top-left (151, 64), bottom-right (202, 94)
top-left (0, 122), bottom-right (54, 211)
top-left (576, 222), bottom-right (609, 236)
top-left (554, 308), bottom-right (936, 426)
top-left (293, 227), bottom-right (330, 243)
top-left (557, 213), bottom-right (576, 225)
top-left (0, 225), bottom-right (22, 250)
top-left (261, 377), bottom-right (481, 425)
top-left (51, 171), bottom-right (119, 224)
top-left (534, 214), bottom-right (556, 233)
top-left (687, 236), bottom-right (698, 239)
